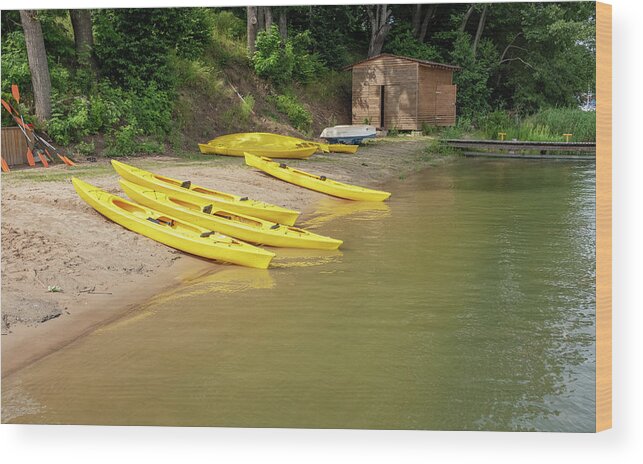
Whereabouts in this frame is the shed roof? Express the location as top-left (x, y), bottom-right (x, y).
top-left (344, 53), bottom-right (461, 72)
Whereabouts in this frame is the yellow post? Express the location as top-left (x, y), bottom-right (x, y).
top-left (563, 133), bottom-right (573, 142)
top-left (498, 132), bottom-right (506, 141)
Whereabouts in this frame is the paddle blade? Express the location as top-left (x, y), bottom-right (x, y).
top-left (57, 154), bottom-right (74, 166)
top-left (11, 84), bottom-right (20, 103)
top-left (43, 148), bottom-right (55, 162)
top-left (1, 157), bottom-right (10, 173)
top-left (1, 98), bottom-right (14, 116)
top-left (26, 148), bottom-right (36, 167)
top-left (37, 151), bottom-right (49, 168)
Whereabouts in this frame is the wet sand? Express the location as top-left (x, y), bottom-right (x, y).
top-left (1, 137), bottom-right (445, 377)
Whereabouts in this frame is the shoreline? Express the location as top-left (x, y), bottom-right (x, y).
top-left (1, 137), bottom-right (448, 377)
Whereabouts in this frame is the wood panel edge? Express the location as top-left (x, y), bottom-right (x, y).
top-left (595, 0), bottom-right (612, 433)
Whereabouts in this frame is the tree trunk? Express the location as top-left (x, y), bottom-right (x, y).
top-left (472, 5), bottom-right (488, 59)
top-left (247, 6), bottom-right (258, 56)
top-left (257, 6), bottom-right (265, 33)
top-left (418, 5), bottom-right (436, 43)
top-left (367, 4), bottom-right (392, 58)
top-left (278, 10), bottom-right (287, 41)
top-left (264, 7), bottom-right (273, 31)
top-left (19, 10), bottom-right (51, 122)
top-left (69, 9), bottom-right (97, 73)
top-left (412, 5), bottom-right (422, 38)
top-left (459, 4), bottom-right (475, 32)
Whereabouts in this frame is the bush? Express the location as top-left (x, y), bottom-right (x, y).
top-left (253, 26), bottom-right (325, 86)
top-left (105, 123), bottom-right (164, 157)
top-left (271, 94), bottom-right (312, 133)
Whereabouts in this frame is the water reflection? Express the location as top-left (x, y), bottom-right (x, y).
top-left (2, 160), bottom-right (596, 431)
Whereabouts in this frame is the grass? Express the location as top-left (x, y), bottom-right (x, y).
top-left (477, 108), bottom-right (596, 142)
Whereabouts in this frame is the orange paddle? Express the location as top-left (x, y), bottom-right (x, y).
top-left (11, 84), bottom-right (20, 103)
top-left (1, 157), bottom-right (10, 172)
top-left (37, 151), bottom-right (49, 167)
top-left (26, 147), bottom-right (36, 167)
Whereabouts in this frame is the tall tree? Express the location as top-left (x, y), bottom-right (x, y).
top-left (264, 7), bottom-right (273, 31)
top-left (247, 6), bottom-right (258, 56)
top-left (472, 5), bottom-right (488, 58)
top-left (367, 4), bottom-right (392, 57)
top-left (257, 6), bottom-right (265, 33)
top-left (69, 9), bottom-right (97, 73)
top-left (416, 4), bottom-right (436, 43)
top-left (278, 8), bottom-right (287, 41)
top-left (19, 10), bottom-right (51, 122)
top-left (459, 4), bottom-right (475, 32)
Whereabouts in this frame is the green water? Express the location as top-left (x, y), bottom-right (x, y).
top-left (2, 159), bottom-right (596, 431)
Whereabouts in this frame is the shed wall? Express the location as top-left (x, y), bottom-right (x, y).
top-left (1, 127), bottom-right (29, 166)
top-left (351, 55), bottom-right (457, 129)
top-left (418, 67), bottom-right (457, 126)
top-left (351, 56), bottom-right (419, 130)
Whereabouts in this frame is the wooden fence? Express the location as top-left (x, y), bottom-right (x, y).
top-left (1, 127), bottom-right (29, 166)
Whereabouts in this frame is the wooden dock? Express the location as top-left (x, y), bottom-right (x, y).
top-left (463, 152), bottom-right (596, 161)
top-left (444, 139), bottom-right (596, 160)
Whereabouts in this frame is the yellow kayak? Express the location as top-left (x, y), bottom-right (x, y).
top-left (72, 178), bottom-right (275, 269)
top-left (120, 179), bottom-right (343, 250)
top-left (200, 133), bottom-right (317, 159)
top-left (244, 154), bottom-right (391, 202)
top-left (199, 133), bottom-right (358, 158)
top-left (111, 160), bottom-right (300, 226)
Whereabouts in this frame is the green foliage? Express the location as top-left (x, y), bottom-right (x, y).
top-left (271, 94), bottom-right (312, 133)
top-left (303, 70), bottom-right (351, 103)
top-left (461, 108), bottom-right (596, 142)
top-left (94, 8), bottom-right (211, 90)
top-left (205, 10), bottom-right (247, 67)
top-left (74, 141), bottom-right (96, 155)
top-left (240, 94), bottom-right (255, 120)
top-left (287, 5), bottom-right (366, 69)
top-left (105, 123), bottom-right (164, 157)
top-left (47, 80), bottom-right (172, 145)
top-left (384, 25), bottom-right (442, 61)
top-left (450, 33), bottom-right (498, 118)
top-left (210, 10), bottom-right (245, 39)
top-left (253, 26), bottom-right (324, 86)
top-left (426, 139), bottom-right (460, 156)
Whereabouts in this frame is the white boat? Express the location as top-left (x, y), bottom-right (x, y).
top-left (319, 125), bottom-right (377, 145)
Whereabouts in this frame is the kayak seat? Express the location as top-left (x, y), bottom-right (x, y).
top-left (320, 176), bottom-right (327, 181)
top-left (200, 231), bottom-right (215, 238)
top-left (202, 204), bottom-right (213, 214)
top-left (240, 197), bottom-right (249, 201)
top-left (279, 163), bottom-right (287, 169)
top-left (181, 180), bottom-right (191, 189)
top-left (270, 224), bottom-right (280, 230)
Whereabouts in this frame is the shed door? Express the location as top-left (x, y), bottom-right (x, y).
top-left (435, 85), bottom-right (457, 126)
top-left (384, 84), bottom-right (417, 130)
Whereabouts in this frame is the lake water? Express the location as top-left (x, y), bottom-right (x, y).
top-left (2, 159), bottom-right (596, 431)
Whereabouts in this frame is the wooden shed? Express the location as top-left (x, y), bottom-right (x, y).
top-left (346, 53), bottom-right (460, 130)
top-left (1, 127), bottom-right (29, 166)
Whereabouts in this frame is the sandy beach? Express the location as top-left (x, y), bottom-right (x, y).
top-left (1, 137), bottom-right (445, 377)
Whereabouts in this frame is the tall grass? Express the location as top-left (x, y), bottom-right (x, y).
top-left (477, 108), bottom-right (595, 142)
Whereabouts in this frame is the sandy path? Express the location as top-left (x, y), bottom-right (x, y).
top-left (1, 137), bottom-right (441, 376)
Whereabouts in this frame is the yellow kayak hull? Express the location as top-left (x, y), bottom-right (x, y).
top-left (244, 154), bottom-right (391, 202)
top-left (72, 178), bottom-right (275, 269)
top-left (200, 133), bottom-right (358, 158)
top-left (111, 160), bottom-right (300, 226)
top-left (199, 143), bottom-right (317, 159)
top-left (120, 179), bottom-right (343, 250)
